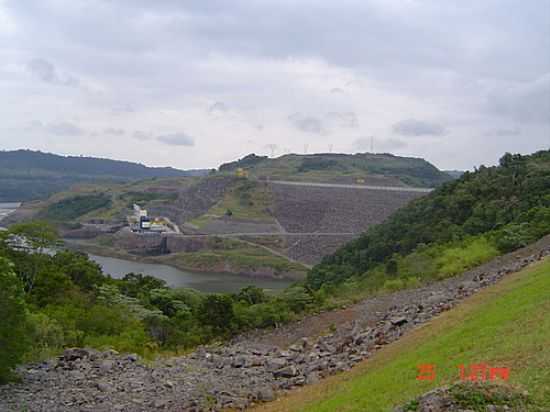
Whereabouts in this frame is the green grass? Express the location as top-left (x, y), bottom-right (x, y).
top-left (257, 258), bottom-right (550, 412)
top-left (218, 153), bottom-right (452, 187)
top-left (157, 239), bottom-right (307, 278)
top-left (315, 235), bottom-right (500, 309)
top-left (190, 179), bottom-right (275, 227)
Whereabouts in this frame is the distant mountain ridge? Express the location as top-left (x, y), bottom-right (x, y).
top-left (0, 150), bottom-right (209, 201)
top-left (219, 152), bottom-right (453, 188)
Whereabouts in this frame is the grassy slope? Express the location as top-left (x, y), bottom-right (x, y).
top-left (190, 179), bottom-right (275, 227)
top-left (219, 153), bottom-right (452, 188)
top-left (26, 177), bottom-right (195, 223)
top-left (257, 258), bottom-right (550, 412)
top-left (156, 241), bottom-right (308, 279)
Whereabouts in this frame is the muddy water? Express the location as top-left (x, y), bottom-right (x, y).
top-left (88, 254), bottom-right (293, 293)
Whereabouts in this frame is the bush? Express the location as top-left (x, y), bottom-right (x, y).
top-left (0, 257), bottom-right (30, 383)
top-left (383, 279), bottom-right (405, 291)
top-left (25, 312), bottom-right (65, 361)
top-left (198, 294), bottom-right (236, 336)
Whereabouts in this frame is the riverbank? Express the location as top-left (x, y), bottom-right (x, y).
top-left (64, 238), bottom-right (306, 284)
top-left (0, 202), bottom-right (21, 228)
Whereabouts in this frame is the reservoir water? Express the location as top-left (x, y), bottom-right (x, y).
top-left (88, 254), bottom-right (293, 294)
top-left (1, 202), bottom-right (293, 293)
top-left (0, 202), bottom-right (21, 224)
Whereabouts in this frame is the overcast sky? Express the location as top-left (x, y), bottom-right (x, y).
top-left (1, 0), bottom-right (549, 170)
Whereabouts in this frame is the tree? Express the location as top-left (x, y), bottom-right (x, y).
top-left (9, 221), bottom-right (60, 292)
top-left (119, 273), bottom-right (167, 299)
top-left (0, 257), bottom-right (30, 383)
top-left (52, 251), bottom-right (105, 292)
top-left (198, 294), bottom-right (236, 335)
top-left (237, 285), bottom-right (268, 305)
top-left (9, 220), bottom-right (59, 253)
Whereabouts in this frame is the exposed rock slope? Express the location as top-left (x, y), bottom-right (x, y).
top-left (1, 236), bottom-right (549, 411)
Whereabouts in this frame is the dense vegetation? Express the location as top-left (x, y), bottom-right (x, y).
top-left (0, 222), bottom-right (316, 382)
top-left (219, 153), bottom-right (269, 172)
top-left (38, 193), bottom-right (112, 221)
top-left (308, 150), bottom-right (550, 290)
top-left (0, 150), bottom-right (207, 201)
top-left (218, 152), bottom-right (453, 187)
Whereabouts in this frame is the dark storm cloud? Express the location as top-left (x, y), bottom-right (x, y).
top-left (157, 133), bottom-right (195, 147)
top-left (288, 113), bottom-right (323, 134)
top-left (392, 119), bottom-right (446, 137)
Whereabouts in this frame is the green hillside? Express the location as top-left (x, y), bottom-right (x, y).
top-left (0, 150), bottom-right (208, 201)
top-left (308, 150), bottom-right (550, 290)
top-left (15, 177), bottom-right (194, 224)
top-left (218, 152), bottom-right (453, 188)
top-left (258, 257), bottom-right (550, 411)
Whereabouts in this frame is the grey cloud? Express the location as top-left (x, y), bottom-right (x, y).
top-left (132, 131), bottom-right (152, 141)
top-left (27, 58), bottom-right (78, 87)
top-left (330, 88), bottom-right (345, 94)
top-left (325, 112), bottom-right (359, 129)
top-left (112, 104), bottom-right (135, 114)
top-left (157, 133), bottom-right (195, 146)
top-left (26, 120), bottom-right (44, 130)
top-left (208, 101), bottom-right (228, 114)
top-left (104, 128), bottom-right (125, 136)
top-left (47, 122), bottom-right (84, 136)
top-left (392, 119), bottom-right (446, 137)
top-left (353, 137), bottom-right (406, 153)
top-left (487, 73), bottom-right (550, 124)
top-left (288, 113), bottom-right (323, 134)
top-left (484, 128), bottom-right (521, 137)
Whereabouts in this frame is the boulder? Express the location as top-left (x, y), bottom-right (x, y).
top-left (274, 365), bottom-right (299, 378)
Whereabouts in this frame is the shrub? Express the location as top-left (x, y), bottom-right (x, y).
top-left (198, 294), bottom-right (236, 336)
top-left (383, 278), bottom-right (405, 291)
top-left (0, 257), bottom-right (30, 383)
top-left (25, 312), bottom-right (65, 361)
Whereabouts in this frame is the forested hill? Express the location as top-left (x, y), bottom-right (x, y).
top-left (218, 152), bottom-right (453, 188)
top-left (0, 150), bottom-right (208, 201)
top-left (307, 150), bottom-right (550, 289)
